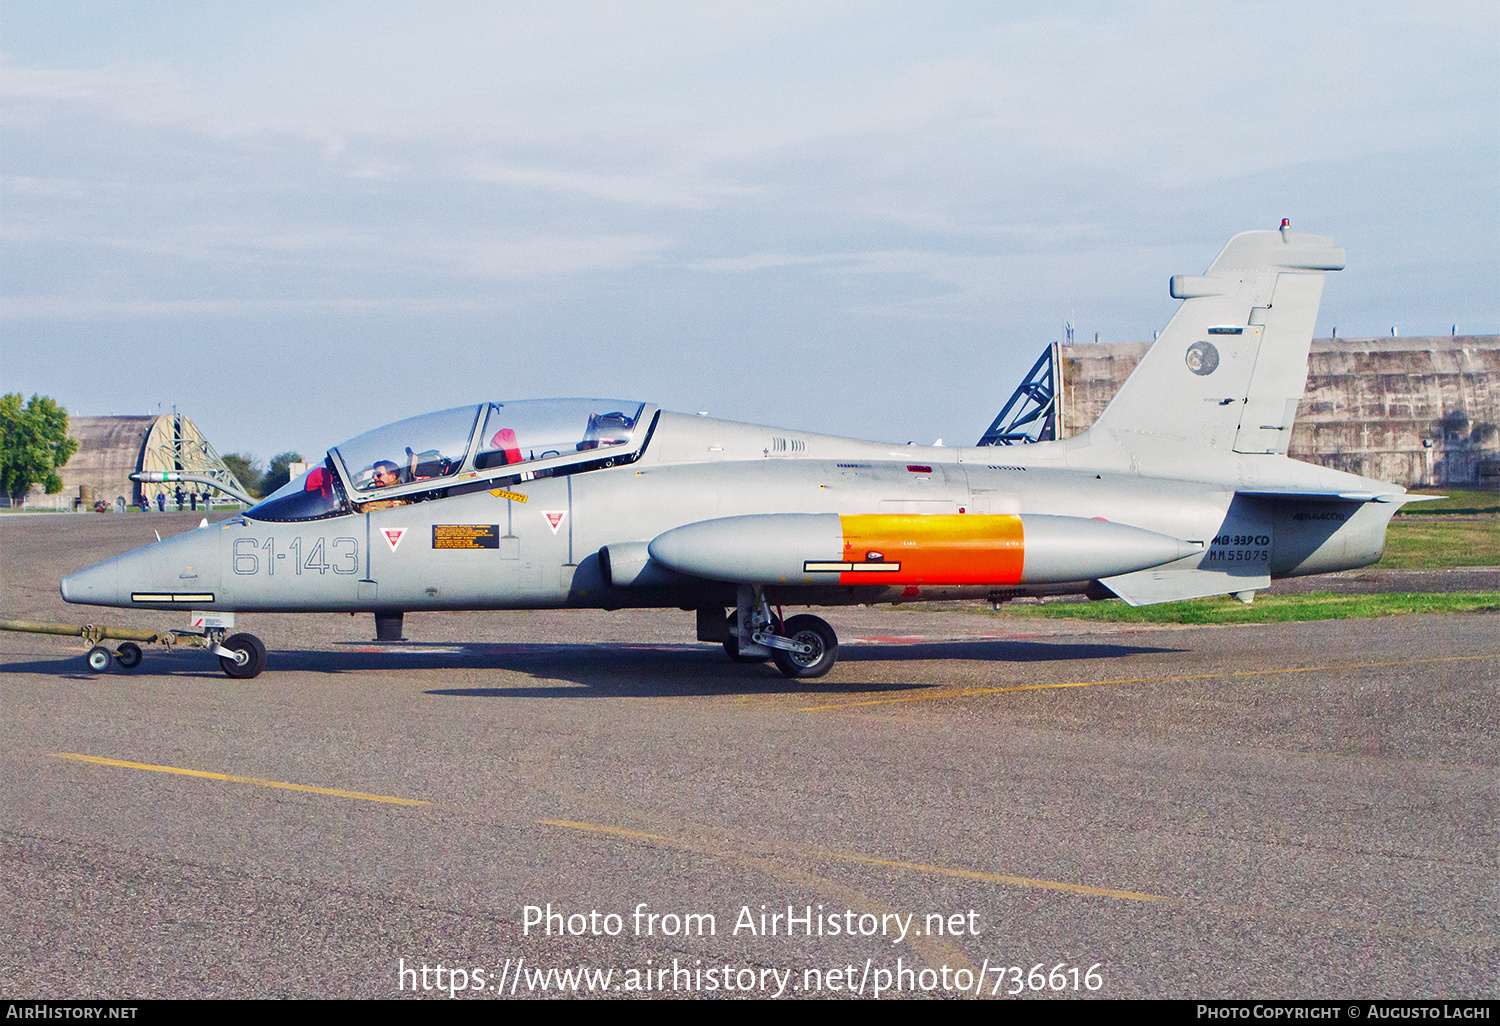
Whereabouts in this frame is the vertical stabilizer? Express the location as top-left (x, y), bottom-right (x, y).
top-left (1083, 226), bottom-right (1345, 456)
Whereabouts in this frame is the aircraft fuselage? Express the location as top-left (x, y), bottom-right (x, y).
top-left (61, 410), bottom-right (1399, 615)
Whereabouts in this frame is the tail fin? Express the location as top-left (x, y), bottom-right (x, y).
top-left (1084, 225), bottom-right (1344, 456)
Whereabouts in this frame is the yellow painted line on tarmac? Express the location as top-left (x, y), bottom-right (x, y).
top-left (50, 752), bottom-right (430, 806)
top-left (541, 818), bottom-right (1173, 904)
top-left (540, 819), bottom-right (679, 844)
top-left (542, 818), bottom-right (986, 973)
top-left (536, 817), bottom-right (1494, 948)
top-left (823, 850), bottom-right (1175, 903)
top-left (799, 652), bottom-right (1500, 712)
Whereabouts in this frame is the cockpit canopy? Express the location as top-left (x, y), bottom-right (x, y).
top-left (339, 405), bottom-right (483, 493)
top-left (246, 399), bottom-right (649, 522)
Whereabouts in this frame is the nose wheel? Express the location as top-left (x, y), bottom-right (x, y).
top-left (216, 633), bottom-right (267, 679)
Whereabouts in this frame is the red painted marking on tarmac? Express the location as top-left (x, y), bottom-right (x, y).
top-left (845, 634), bottom-right (1039, 645)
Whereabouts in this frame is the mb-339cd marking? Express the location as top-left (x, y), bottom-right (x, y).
top-left (1212, 534), bottom-right (1270, 546)
top-left (1206, 532), bottom-right (1271, 563)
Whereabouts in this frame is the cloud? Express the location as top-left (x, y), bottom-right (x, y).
top-left (0, 295), bottom-right (503, 320)
top-left (1, 2), bottom-right (1494, 454)
top-left (686, 252), bottom-right (857, 273)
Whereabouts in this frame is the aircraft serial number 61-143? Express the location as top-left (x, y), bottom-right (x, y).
top-left (60, 225), bottom-right (1417, 679)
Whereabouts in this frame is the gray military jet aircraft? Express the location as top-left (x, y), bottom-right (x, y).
top-left (62, 225), bottom-right (1413, 680)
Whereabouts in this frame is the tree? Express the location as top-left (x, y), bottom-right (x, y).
top-left (0, 394), bottom-right (79, 507)
top-left (260, 451), bottom-right (304, 496)
top-left (221, 453), bottom-right (264, 498)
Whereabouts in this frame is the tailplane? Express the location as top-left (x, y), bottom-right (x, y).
top-left (1083, 223), bottom-right (1345, 457)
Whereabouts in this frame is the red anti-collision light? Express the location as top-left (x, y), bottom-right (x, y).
top-left (907, 465), bottom-right (932, 473)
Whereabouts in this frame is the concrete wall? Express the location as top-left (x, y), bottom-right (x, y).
top-left (1056, 336), bottom-right (1499, 488)
top-left (40, 416), bottom-right (157, 509)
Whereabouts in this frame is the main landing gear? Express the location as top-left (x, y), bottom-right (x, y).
top-left (727, 586), bottom-right (839, 679)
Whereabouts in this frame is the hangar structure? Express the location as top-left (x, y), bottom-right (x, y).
top-left (982, 335), bottom-right (1499, 488)
top-left (29, 413), bottom-right (248, 510)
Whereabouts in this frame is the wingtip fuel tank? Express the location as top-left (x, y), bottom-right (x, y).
top-left (648, 513), bottom-right (1200, 586)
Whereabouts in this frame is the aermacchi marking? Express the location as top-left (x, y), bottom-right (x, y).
top-left (382, 528), bottom-right (407, 552)
top-left (490, 488), bottom-right (528, 502)
top-left (543, 511), bottom-right (567, 534)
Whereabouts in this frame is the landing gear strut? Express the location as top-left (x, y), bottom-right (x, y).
top-left (728, 586), bottom-right (840, 679)
top-left (722, 611), bottom-right (780, 663)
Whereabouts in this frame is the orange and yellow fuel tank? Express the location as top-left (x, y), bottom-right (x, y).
top-left (647, 513), bottom-right (1199, 586)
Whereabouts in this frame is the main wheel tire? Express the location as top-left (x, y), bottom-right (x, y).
top-left (771, 614), bottom-right (839, 679)
top-left (722, 612), bottom-right (780, 663)
top-left (219, 633), bottom-right (267, 679)
top-left (115, 642), bottom-right (143, 669)
top-left (86, 645), bottom-right (113, 672)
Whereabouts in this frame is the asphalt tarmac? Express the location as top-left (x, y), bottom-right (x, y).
top-left (2, 512), bottom-right (1496, 999)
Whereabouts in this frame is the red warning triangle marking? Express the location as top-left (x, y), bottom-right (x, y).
top-left (383, 528), bottom-right (406, 552)
top-left (543, 511), bottom-right (566, 534)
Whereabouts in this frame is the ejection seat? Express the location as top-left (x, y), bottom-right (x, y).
top-left (475, 428), bottom-right (523, 470)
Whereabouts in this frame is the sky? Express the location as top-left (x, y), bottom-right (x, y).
top-left (2, 1), bottom-right (1496, 463)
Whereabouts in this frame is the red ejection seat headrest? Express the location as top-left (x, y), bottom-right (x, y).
top-left (491, 428), bottom-right (521, 465)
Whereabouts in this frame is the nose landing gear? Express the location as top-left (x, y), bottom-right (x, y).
top-left (214, 632), bottom-right (267, 679)
top-left (0, 620), bottom-right (266, 680)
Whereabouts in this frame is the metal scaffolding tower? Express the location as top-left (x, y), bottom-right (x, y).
top-left (976, 342), bottom-right (1060, 446)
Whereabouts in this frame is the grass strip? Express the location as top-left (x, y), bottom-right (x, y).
top-left (1375, 519), bottom-right (1500, 568)
top-left (993, 592), bottom-right (1500, 625)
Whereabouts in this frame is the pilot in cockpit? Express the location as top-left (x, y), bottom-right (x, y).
top-left (371, 460), bottom-right (402, 488)
top-left (358, 459), bottom-right (411, 511)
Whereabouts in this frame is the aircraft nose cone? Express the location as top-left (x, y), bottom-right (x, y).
top-left (61, 557), bottom-right (122, 606)
top-left (61, 525), bottom-right (222, 609)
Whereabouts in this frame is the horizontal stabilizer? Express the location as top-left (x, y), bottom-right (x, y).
top-left (1100, 568), bottom-right (1271, 606)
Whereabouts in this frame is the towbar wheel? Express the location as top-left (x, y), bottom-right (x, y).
top-left (85, 645), bottom-right (113, 673)
top-left (115, 642), bottom-right (143, 669)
